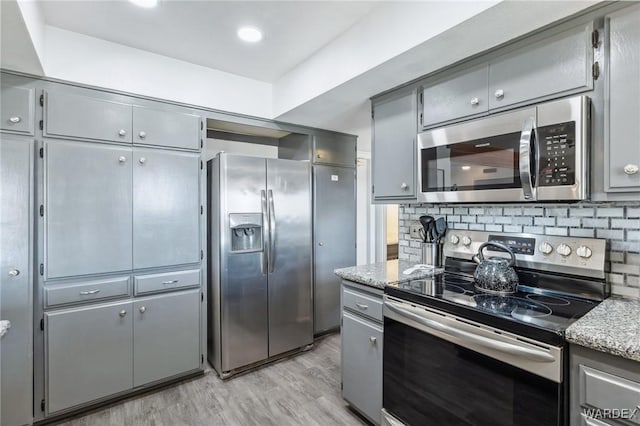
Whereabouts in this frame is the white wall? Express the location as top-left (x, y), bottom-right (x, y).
top-left (0, 0), bottom-right (44, 74)
top-left (43, 26), bottom-right (273, 118)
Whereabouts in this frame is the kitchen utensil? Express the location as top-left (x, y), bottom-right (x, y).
top-left (419, 216), bottom-right (434, 243)
top-left (472, 242), bottom-right (519, 295)
top-left (434, 218), bottom-right (447, 243)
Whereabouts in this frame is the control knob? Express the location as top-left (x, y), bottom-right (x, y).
top-left (461, 236), bottom-right (472, 246)
top-left (556, 243), bottom-right (572, 257)
top-left (449, 234), bottom-right (460, 245)
top-left (576, 245), bottom-right (593, 259)
top-left (539, 242), bottom-right (553, 255)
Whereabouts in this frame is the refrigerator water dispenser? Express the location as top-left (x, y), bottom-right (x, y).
top-left (229, 213), bottom-right (263, 253)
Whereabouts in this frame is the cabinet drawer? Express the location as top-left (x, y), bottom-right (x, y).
top-left (134, 269), bottom-right (200, 295)
top-left (1, 84), bottom-right (35, 135)
top-left (44, 90), bottom-right (132, 143)
top-left (342, 287), bottom-right (383, 322)
top-left (45, 276), bottom-right (130, 308)
top-left (132, 105), bottom-right (200, 150)
top-left (580, 364), bottom-right (640, 423)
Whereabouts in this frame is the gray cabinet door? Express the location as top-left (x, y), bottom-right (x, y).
top-left (132, 105), bottom-right (201, 150)
top-left (372, 89), bottom-right (417, 201)
top-left (133, 148), bottom-right (200, 269)
top-left (45, 300), bottom-right (133, 414)
top-left (133, 290), bottom-right (200, 387)
top-left (342, 312), bottom-right (383, 424)
top-left (422, 65), bottom-right (489, 128)
top-left (313, 134), bottom-right (356, 167)
top-left (0, 137), bottom-right (33, 426)
top-left (605, 5), bottom-right (640, 191)
top-left (44, 90), bottom-right (133, 143)
top-left (1, 83), bottom-right (35, 135)
top-left (314, 165), bottom-right (355, 334)
top-left (45, 141), bottom-right (133, 278)
top-left (489, 23), bottom-right (592, 110)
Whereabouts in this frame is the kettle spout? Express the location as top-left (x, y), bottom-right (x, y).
top-left (472, 254), bottom-right (481, 264)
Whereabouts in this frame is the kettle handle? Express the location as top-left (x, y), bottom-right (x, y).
top-left (476, 242), bottom-right (516, 267)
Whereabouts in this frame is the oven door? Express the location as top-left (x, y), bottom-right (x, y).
top-left (382, 296), bottom-right (564, 426)
top-left (417, 107), bottom-right (536, 203)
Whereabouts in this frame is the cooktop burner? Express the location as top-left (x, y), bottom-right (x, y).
top-left (472, 294), bottom-right (552, 319)
top-left (525, 294), bottom-right (571, 306)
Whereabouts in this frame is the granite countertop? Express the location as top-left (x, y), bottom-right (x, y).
top-left (334, 259), bottom-right (442, 289)
top-left (566, 298), bottom-right (640, 363)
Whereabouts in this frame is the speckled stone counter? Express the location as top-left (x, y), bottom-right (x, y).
top-left (566, 298), bottom-right (640, 363)
top-left (334, 259), bottom-right (441, 289)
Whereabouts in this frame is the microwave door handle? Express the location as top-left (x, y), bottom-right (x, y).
top-left (519, 116), bottom-right (536, 200)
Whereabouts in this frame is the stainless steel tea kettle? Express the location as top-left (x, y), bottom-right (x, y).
top-left (472, 242), bottom-right (519, 295)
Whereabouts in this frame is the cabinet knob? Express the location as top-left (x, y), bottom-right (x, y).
top-left (139, 157), bottom-right (146, 164)
top-left (369, 336), bottom-right (377, 345)
top-left (7, 269), bottom-right (20, 277)
top-left (624, 164), bottom-right (639, 175)
top-left (318, 242), bottom-right (324, 246)
top-left (470, 97), bottom-right (479, 106)
top-left (494, 89), bottom-right (504, 99)
top-left (118, 156), bottom-right (127, 163)
top-left (9, 116), bottom-right (21, 123)
top-left (139, 306), bottom-right (146, 313)
top-left (138, 131), bottom-right (147, 139)
top-left (118, 129), bottom-right (127, 137)
top-left (400, 182), bottom-right (408, 190)
top-left (119, 310), bottom-right (127, 317)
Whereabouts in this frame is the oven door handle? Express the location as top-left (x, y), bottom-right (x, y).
top-left (519, 116), bottom-right (536, 201)
top-left (384, 300), bottom-right (555, 363)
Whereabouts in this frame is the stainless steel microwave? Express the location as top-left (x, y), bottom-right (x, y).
top-left (417, 95), bottom-right (589, 203)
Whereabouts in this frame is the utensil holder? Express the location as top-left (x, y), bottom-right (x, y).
top-left (421, 241), bottom-right (442, 268)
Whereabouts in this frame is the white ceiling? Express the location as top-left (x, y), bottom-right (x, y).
top-left (39, 0), bottom-right (379, 83)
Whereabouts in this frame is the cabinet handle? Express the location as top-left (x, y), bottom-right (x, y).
top-left (119, 310), bottom-right (127, 317)
top-left (355, 303), bottom-right (368, 310)
top-left (138, 131), bottom-right (147, 139)
top-left (9, 116), bottom-right (21, 123)
top-left (139, 306), bottom-right (146, 313)
top-left (470, 97), bottom-right (479, 106)
top-left (139, 157), bottom-right (146, 164)
top-left (400, 182), bottom-right (408, 190)
top-left (8, 269), bottom-right (20, 277)
top-left (494, 89), bottom-right (504, 99)
top-left (118, 129), bottom-right (127, 137)
top-left (318, 242), bottom-right (324, 246)
top-left (624, 164), bottom-right (639, 175)
top-left (162, 280), bottom-right (178, 285)
top-left (369, 336), bottom-right (377, 345)
top-left (118, 156), bottom-right (127, 163)
top-left (79, 289), bottom-right (100, 295)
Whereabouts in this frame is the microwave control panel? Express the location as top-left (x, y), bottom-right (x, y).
top-left (537, 121), bottom-right (576, 186)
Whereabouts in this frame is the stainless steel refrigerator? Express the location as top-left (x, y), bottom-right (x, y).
top-left (207, 153), bottom-right (313, 377)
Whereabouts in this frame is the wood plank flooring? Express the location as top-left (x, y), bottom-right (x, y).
top-left (54, 333), bottom-right (367, 426)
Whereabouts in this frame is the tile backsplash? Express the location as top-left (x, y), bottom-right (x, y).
top-left (399, 202), bottom-right (640, 299)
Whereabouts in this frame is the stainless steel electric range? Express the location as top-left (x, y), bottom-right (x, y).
top-left (381, 230), bottom-right (608, 426)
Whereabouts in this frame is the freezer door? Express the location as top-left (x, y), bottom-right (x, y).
top-left (219, 155), bottom-right (269, 372)
top-left (314, 165), bottom-right (356, 334)
top-left (267, 159), bottom-right (313, 356)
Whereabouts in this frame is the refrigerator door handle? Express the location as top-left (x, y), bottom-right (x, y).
top-left (268, 189), bottom-right (276, 273)
top-left (261, 189), bottom-right (268, 275)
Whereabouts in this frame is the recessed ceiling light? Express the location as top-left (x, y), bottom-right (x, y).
top-left (129, 0), bottom-right (158, 8)
top-left (237, 26), bottom-right (263, 43)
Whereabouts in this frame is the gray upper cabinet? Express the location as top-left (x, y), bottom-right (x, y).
top-left (489, 23), bottom-right (593, 110)
top-left (605, 5), bottom-right (640, 192)
top-left (313, 134), bottom-right (356, 167)
top-left (44, 90), bottom-right (133, 143)
top-left (45, 141), bottom-right (133, 279)
top-left (133, 148), bottom-right (200, 269)
top-left (45, 300), bottom-right (133, 414)
top-left (371, 88), bottom-right (417, 201)
top-left (133, 290), bottom-right (200, 387)
top-left (1, 83), bottom-right (35, 135)
top-left (132, 105), bottom-right (201, 151)
top-left (421, 65), bottom-right (489, 128)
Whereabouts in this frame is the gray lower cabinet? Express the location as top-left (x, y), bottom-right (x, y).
top-left (570, 344), bottom-right (640, 426)
top-left (341, 281), bottom-right (383, 425)
top-left (371, 88), bottom-right (417, 202)
top-left (45, 300), bottom-right (134, 415)
top-left (1, 82), bottom-right (35, 135)
top-left (133, 290), bottom-right (200, 387)
top-left (605, 4), bottom-right (640, 192)
top-left (132, 105), bottom-right (201, 151)
top-left (133, 147), bottom-right (200, 269)
top-left (45, 140), bottom-right (133, 279)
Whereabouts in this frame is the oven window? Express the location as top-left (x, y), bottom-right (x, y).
top-left (420, 131), bottom-right (522, 192)
top-left (383, 318), bottom-right (561, 426)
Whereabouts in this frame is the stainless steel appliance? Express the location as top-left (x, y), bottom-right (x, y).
top-left (207, 153), bottom-right (313, 378)
top-left (417, 95), bottom-right (589, 203)
top-left (382, 230), bottom-right (608, 426)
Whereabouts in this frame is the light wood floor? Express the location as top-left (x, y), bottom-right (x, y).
top-left (54, 333), bottom-right (367, 426)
